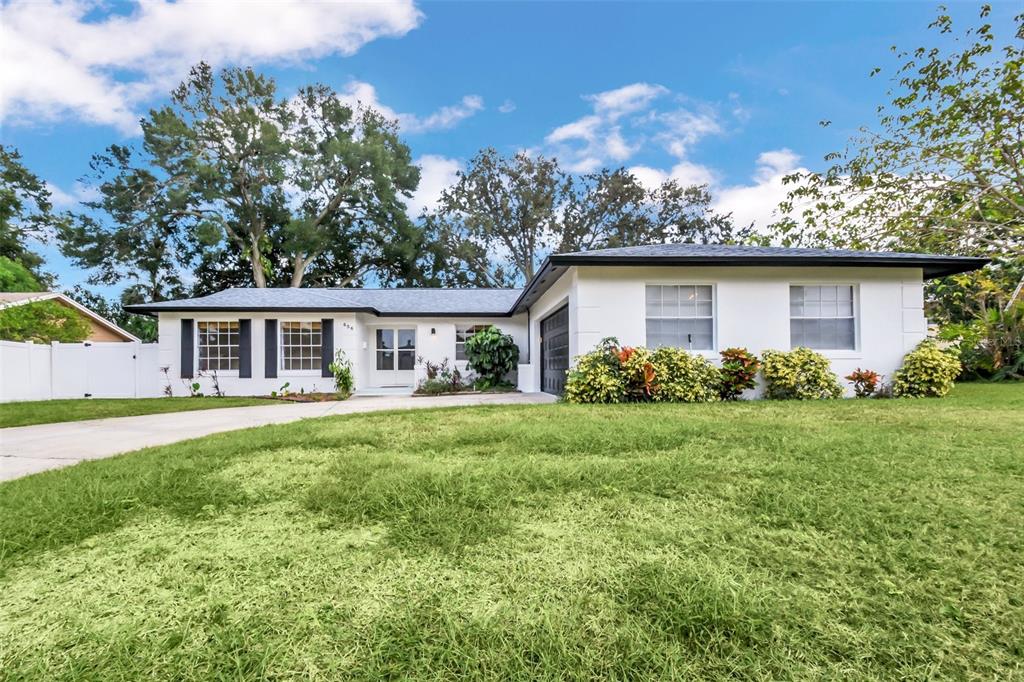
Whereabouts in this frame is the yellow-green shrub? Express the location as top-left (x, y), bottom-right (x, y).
top-left (563, 338), bottom-right (720, 404)
top-left (761, 347), bottom-right (843, 400)
top-left (892, 340), bottom-right (961, 398)
top-left (563, 339), bottom-right (627, 404)
top-left (650, 347), bottom-right (721, 403)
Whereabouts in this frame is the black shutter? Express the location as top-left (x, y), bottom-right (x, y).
top-left (180, 318), bottom-right (194, 378)
top-left (321, 318), bottom-right (334, 378)
top-left (265, 319), bottom-right (277, 378)
top-left (238, 319), bottom-right (252, 378)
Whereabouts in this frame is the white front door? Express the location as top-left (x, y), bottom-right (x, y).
top-left (373, 327), bottom-right (416, 386)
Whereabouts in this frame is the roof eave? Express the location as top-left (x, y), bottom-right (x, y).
top-left (124, 304), bottom-right (514, 318)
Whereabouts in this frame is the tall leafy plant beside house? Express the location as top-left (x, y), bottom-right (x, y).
top-left (464, 325), bottom-right (520, 389)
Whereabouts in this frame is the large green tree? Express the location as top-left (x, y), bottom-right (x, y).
top-left (61, 63), bottom-right (422, 296)
top-left (0, 146), bottom-right (69, 282)
top-left (772, 5), bottom-right (1023, 320)
top-left (422, 149), bottom-right (745, 287)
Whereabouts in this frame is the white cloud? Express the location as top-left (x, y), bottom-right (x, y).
top-left (337, 81), bottom-right (483, 134)
top-left (543, 82), bottom-right (730, 174)
top-left (45, 180), bottom-right (99, 209)
top-left (0, 0), bottom-right (422, 133)
top-left (713, 148), bottom-right (807, 230)
top-left (586, 83), bottom-right (667, 119)
top-left (407, 155), bottom-right (461, 216)
top-left (498, 99), bottom-right (516, 114)
top-left (628, 161), bottom-right (717, 190)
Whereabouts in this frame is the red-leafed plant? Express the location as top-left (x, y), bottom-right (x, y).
top-left (718, 347), bottom-right (760, 400)
top-left (846, 368), bottom-right (881, 398)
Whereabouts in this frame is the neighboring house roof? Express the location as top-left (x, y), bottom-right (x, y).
top-left (126, 244), bottom-right (989, 317)
top-left (0, 292), bottom-right (140, 342)
top-left (510, 244), bottom-right (990, 313)
top-left (126, 287), bottom-right (524, 317)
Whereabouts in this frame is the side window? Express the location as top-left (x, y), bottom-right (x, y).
top-left (645, 285), bottom-right (714, 350)
top-left (790, 285), bottom-right (856, 350)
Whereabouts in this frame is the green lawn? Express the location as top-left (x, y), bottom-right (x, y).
top-left (1, 383), bottom-right (1021, 679)
top-left (0, 396), bottom-right (281, 428)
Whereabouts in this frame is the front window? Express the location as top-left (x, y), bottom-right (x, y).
top-left (197, 321), bottom-right (239, 371)
top-left (281, 321), bottom-right (322, 371)
top-left (455, 324), bottom-right (490, 361)
top-left (645, 285), bottom-right (714, 350)
top-left (790, 285), bottom-right (856, 350)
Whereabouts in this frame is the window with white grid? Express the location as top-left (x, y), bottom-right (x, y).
top-left (281, 321), bottom-right (322, 371)
top-left (455, 324), bottom-right (490, 361)
top-left (790, 285), bottom-right (856, 350)
top-left (197, 321), bottom-right (239, 371)
top-left (645, 285), bottom-right (714, 350)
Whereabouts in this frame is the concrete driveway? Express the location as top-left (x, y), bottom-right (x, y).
top-left (0, 392), bottom-right (556, 482)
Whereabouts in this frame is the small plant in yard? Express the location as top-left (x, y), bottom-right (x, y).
top-left (761, 348), bottom-right (843, 400)
top-left (415, 357), bottom-right (466, 395)
top-left (271, 381), bottom-right (292, 398)
top-left (846, 368), bottom-right (881, 398)
top-left (464, 325), bottom-right (519, 390)
top-left (328, 349), bottom-right (354, 397)
top-left (893, 340), bottom-right (962, 398)
top-left (718, 347), bottom-right (760, 400)
top-left (184, 380), bottom-right (203, 397)
top-left (160, 366), bottom-right (173, 397)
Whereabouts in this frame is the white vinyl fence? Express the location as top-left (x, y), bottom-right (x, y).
top-left (0, 340), bottom-right (161, 402)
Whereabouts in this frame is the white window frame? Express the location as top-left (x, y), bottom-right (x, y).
top-left (455, 323), bottom-right (491, 362)
top-left (644, 283), bottom-right (716, 352)
top-left (196, 320), bottom-right (240, 374)
top-left (788, 283), bottom-right (860, 353)
top-left (279, 320), bottom-right (323, 375)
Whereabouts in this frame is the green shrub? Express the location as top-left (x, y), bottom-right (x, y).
top-left (328, 349), bottom-right (354, 397)
top-left (464, 326), bottom-right (520, 389)
top-left (649, 347), bottom-right (721, 403)
top-left (892, 340), bottom-right (962, 398)
top-left (564, 338), bottom-right (719, 404)
top-left (718, 347), bottom-right (760, 400)
top-left (761, 348), bottom-right (843, 400)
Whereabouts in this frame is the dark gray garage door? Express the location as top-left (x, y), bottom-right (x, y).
top-left (540, 305), bottom-right (569, 395)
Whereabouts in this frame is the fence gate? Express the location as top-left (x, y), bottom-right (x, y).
top-left (1, 341), bottom-right (161, 402)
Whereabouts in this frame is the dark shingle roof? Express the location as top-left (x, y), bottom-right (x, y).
top-left (552, 243), bottom-right (989, 270)
top-left (126, 288), bottom-right (522, 316)
top-left (128, 244), bottom-right (988, 317)
top-left (509, 243), bottom-right (989, 313)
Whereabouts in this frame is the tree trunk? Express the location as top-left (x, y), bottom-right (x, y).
top-left (250, 240), bottom-right (267, 288)
top-left (290, 256), bottom-right (305, 288)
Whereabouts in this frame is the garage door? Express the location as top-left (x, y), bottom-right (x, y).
top-left (540, 305), bottom-right (569, 395)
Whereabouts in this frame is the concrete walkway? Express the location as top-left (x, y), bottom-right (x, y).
top-left (0, 392), bottom-right (556, 482)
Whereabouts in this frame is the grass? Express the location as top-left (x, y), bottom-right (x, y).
top-left (1, 382), bottom-right (1021, 679)
top-left (0, 396), bottom-right (281, 428)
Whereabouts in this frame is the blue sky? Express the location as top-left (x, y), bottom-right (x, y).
top-left (1, 1), bottom-right (1016, 296)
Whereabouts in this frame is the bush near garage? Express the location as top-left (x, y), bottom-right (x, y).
top-left (760, 348), bottom-right (844, 400)
top-left (563, 338), bottom-right (720, 404)
top-left (464, 326), bottom-right (520, 390)
top-left (892, 340), bottom-right (962, 398)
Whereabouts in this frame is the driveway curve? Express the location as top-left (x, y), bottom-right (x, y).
top-left (0, 392), bottom-right (556, 482)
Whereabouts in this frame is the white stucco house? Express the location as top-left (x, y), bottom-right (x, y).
top-left (127, 244), bottom-right (987, 397)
